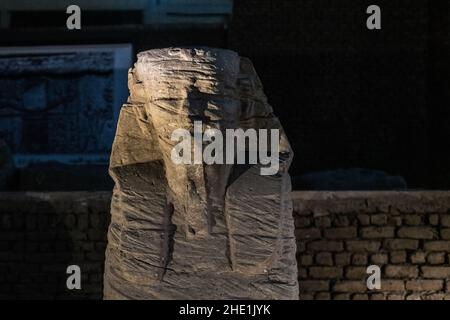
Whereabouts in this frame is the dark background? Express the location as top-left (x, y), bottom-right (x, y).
top-left (0, 0), bottom-right (449, 189)
top-left (229, 0), bottom-right (450, 189)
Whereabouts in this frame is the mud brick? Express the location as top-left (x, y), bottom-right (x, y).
top-left (87, 229), bottom-right (104, 241)
top-left (346, 241), bottom-right (380, 252)
top-left (324, 227), bottom-right (357, 239)
top-left (446, 280), bottom-right (450, 292)
top-left (299, 254), bottom-right (313, 266)
top-left (26, 231), bottom-right (57, 241)
top-left (410, 252), bottom-right (427, 264)
top-left (421, 266), bottom-right (450, 279)
top-left (298, 268), bottom-right (308, 279)
top-left (429, 214), bottom-right (440, 226)
top-left (390, 251), bottom-right (407, 264)
top-left (314, 217), bottom-right (331, 228)
top-left (371, 214), bottom-right (387, 226)
top-left (299, 293), bottom-right (314, 300)
top-left (387, 294), bottom-right (405, 300)
top-left (86, 252), bottom-right (104, 261)
top-left (352, 293), bottom-right (369, 300)
top-left (345, 266), bottom-right (367, 280)
top-left (296, 242), bottom-right (306, 252)
top-left (357, 214), bottom-right (371, 226)
top-left (295, 228), bottom-right (321, 240)
top-left (441, 216), bottom-right (450, 227)
top-left (64, 214), bottom-right (76, 228)
top-left (352, 253), bottom-right (368, 265)
top-left (384, 239), bottom-right (419, 250)
top-left (388, 216), bottom-right (402, 227)
top-left (397, 227), bottom-right (437, 239)
top-left (295, 217), bottom-right (311, 228)
top-left (308, 241), bottom-right (344, 252)
top-left (89, 213), bottom-right (102, 228)
top-left (424, 241), bottom-right (450, 251)
top-left (333, 281), bottom-right (367, 293)
top-left (315, 252), bottom-right (333, 266)
top-left (440, 229), bottom-right (450, 240)
top-left (333, 216), bottom-right (349, 227)
top-left (299, 280), bottom-right (329, 292)
top-left (427, 252), bottom-right (446, 265)
top-left (423, 294), bottom-right (446, 300)
top-left (403, 215), bottom-right (422, 226)
top-left (309, 267), bottom-right (343, 279)
top-left (95, 242), bottom-right (107, 252)
top-left (371, 253), bottom-right (388, 265)
top-left (314, 292), bottom-right (331, 300)
top-left (361, 227), bottom-right (395, 239)
top-left (406, 280), bottom-right (444, 291)
top-left (77, 213), bottom-right (89, 231)
top-left (335, 253), bottom-right (351, 266)
top-left (381, 280), bottom-right (406, 292)
top-left (385, 265), bottom-right (418, 278)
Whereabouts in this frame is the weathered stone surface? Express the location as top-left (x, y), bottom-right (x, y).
top-left (103, 48), bottom-right (298, 300)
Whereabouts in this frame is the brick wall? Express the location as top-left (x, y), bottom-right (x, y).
top-left (0, 192), bottom-right (110, 299)
top-left (2, 191), bottom-right (450, 299)
top-left (294, 191), bottom-right (450, 300)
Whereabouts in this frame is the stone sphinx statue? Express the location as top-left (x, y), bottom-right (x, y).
top-left (103, 48), bottom-right (298, 299)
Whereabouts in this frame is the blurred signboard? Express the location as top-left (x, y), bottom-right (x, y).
top-left (0, 44), bottom-right (132, 167)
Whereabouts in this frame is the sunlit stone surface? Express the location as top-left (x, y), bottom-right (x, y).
top-left (103, 48), bottom-right (298, 300)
